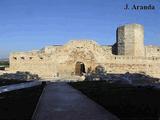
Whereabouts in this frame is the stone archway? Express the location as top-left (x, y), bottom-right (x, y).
top-left (75, 62), bottom-right (85, 76)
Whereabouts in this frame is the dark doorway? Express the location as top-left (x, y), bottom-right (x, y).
top-left (75, 62), bottom-right (85, 76)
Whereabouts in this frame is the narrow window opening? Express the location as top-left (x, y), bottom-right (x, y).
top-left (13, 57), bottom-right (17, 60)
top-left (21, 57), bottom-right (25, 60)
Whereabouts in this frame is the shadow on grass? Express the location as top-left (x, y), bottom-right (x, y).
top-left (70, 81), bottom-right (160, 120)
top-left (0, 78), bottom-right (29, 87)
top-left (0, 83), bottom-right (45, 120)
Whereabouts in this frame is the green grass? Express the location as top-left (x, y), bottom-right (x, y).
top-left (0, 84), bottom-right (45, 120)
top-left (0, 61), bottom-right (9, 67)
top-left (70, 81), bottom-right (160, 120)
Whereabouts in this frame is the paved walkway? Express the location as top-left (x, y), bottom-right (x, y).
top-left (32, 82), bottom-right (119, 120)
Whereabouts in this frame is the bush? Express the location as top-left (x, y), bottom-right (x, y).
top-left (0, 61), bottom-right (9, 67)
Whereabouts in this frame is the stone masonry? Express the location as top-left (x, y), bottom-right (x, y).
top-left (9, 24), bottom-right (160, 79)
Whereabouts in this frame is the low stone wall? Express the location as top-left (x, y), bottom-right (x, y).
top-left (0, 81), bottom-right (42, 93)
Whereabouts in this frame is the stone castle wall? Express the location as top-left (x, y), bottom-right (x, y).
top-left (9, 24), bottom-right (160, 79)
top-left (145, 46), bottom-right (160, 57)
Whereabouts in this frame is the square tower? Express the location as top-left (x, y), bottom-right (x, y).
top-left (116, 24), bottom-right (145, 56)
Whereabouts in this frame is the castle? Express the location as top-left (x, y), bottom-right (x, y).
top-left (9, 24), bottom-right (160, 79)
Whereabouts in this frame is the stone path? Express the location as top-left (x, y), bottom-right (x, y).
top-left (32, 82), bottom-right (119, 120)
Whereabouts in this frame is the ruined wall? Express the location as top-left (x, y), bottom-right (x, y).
top-left (145, 46), bottom-right (160, 57)
top-left (9, 23), bottom-right (160, 79)
top-left (10, 40), bottom-right (160, 79)
top-left (103, 55), bottom-right (160, 78)
top-left (101, 45), bottom-right (112, 55)
top-left (10, 51), bottom-right (54, 78)
top-left (116, 24), bottom-right (144, 56)
top-left (10, 40), bottom-right (107, 78)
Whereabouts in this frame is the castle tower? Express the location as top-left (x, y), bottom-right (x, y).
top-left (116, 24), bottom-right (145, 56)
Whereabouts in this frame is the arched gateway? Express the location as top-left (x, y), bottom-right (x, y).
top-left (75, 62), bottom-right (85, 76)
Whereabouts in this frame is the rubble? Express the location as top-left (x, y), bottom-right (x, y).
top-left (85, 65), bottom-right (108, 81)
top-left (0, 71), bottom-right (40, 81)
top-left (85, 69), bottom-right (160, 85)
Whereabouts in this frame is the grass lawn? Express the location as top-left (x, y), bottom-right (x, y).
top-left (0, 84), bottom-right (45, 120)
top-left (70, 81), bottom-right (160, 120)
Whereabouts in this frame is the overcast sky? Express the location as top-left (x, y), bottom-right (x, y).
top-left (0, 0), bottom-right (160, 58)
